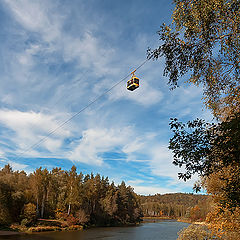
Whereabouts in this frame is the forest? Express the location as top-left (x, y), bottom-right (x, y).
top-left (0, 163), bottom-right (211, 232)
top-left (0, 164), bottom-right (142, 230)
top-left (140, 193), bottom-right (210, 221)
top-left (0, 161), bottom-right (213, 233)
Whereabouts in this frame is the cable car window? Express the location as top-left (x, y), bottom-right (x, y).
top-left (134, 78), bottom-right (139, 84)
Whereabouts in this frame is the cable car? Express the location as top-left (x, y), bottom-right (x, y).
top-left (127, 70), bottom-right (139, 91)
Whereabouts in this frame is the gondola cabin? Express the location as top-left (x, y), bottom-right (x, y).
top-left (127, 70), bottom-right (139, 91)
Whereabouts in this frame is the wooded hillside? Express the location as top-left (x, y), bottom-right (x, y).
top-left (140, 193), bottom-right (210, 221)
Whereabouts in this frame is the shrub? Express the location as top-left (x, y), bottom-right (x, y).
top-left (66, 214), bottom-right (78, 226)
top-left (21, 203), bottom-right (37, 226)
top-left (75, 209), bottom-right (89, 225)
top-left (21, 218), bottom-right (29, 227)
top-left (55, 208), bottom-right (65, 220)
top-left (177, 224), bottom-right (218, 240)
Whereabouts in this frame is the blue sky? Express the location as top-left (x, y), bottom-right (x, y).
top-left (0, 0), bottom-right (212, 195)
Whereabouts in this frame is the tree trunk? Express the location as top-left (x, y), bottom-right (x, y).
top-left (41, 193), bottom-right (45, 218)
top-left (36, 197), bottom-right (39, 218)
top-left (68, 203), bottom-right (71, 215)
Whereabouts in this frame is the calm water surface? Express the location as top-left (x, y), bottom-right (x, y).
top-left (2, 221), bottom-right (189, 240)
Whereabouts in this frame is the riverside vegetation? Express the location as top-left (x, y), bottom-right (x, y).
top-left (149, 0), bottom-right (240, 239)
top-left (0, 165), bottom-right (142, 232)
top-left (0, 164), bottom-right (210, 233)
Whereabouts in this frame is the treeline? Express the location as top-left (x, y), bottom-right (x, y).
top-left (140, 193), bottom-right (211, 221)
top-left (0, 165), bottom-right (142, 227)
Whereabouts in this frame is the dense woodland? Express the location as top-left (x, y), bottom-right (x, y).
top-left (0, 163), bottom-right (211, 230)
top-left (140, 193), bottom-right (211, 221)
top-left (0, 165), bottom-right (142, 228)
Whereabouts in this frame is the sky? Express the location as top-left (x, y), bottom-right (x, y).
top-left (0, 0), bottom-right (213, 195)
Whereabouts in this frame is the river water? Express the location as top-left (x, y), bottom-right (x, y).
top-left (2, 220), bottom-right (189, 240)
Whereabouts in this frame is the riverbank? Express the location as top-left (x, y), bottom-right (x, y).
top-left (142, 216), bottom-right (174, 220)
top-left (1, 221), bottom-right (191, 240)
top-left (1, 217), bottom-right (203, 235)
top-left (2, 219), bottom-right (141, 234)
top-left (177, 218), bottom-right (207, 226)
top-left (3, 219), bottom-right (83, 233)
top-left (0, 230), bottom-right (22, 236)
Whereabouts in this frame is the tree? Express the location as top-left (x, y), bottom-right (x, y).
top-left (66, 165), bottom-right (80, 215)
top-left (148, 2), bottom-right (240, 237)
top-left (0, 165), bottom-right (28, 224)
top-left (169, 114), bottom-right (240, 237)
top-left (190, 205), bottom-right (201, 221)
top-left (148, 0), bottom-right (240, 118)
top-left (169, 113), bottom-right (240, 183)
top-left (30, 168), bottom-right (50, 218)
top-left (0, 182), bottom-right (12, 225)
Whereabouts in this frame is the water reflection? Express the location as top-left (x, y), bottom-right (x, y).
top-left (1, 221), bottom-right (189, 240)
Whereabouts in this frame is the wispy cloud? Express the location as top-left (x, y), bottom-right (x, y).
top-left (68, 127), bottom-right (133, 165)
top-left (0, 109), bottom-right (70, 155)
top-left (3, 0), bottom-right (62, 42)
top-left (0, 0), bottom-right (212, 195)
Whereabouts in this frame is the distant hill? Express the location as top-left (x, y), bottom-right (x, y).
top-left (139, 193), bottom-right (210, 220)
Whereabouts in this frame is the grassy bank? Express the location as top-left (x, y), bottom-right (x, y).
top-left (3, 218), bottom-right (141, 233)
top-left (8, 219), bottom-right (83, 233)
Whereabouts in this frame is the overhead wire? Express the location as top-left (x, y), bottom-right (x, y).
top-left (13, 58), bottom-right (149, 160)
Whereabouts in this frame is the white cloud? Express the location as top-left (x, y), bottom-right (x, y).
top-left (131, 185), bottom-right (176, 195)
top-left (3, 0), bottom-right (61, 42)
top-left (7, 160), bottom-right (28, 171)
top-left (17, 44), bottom-right (41, 67)
top-left (149, 145), bottom-right (176, 178)
top-left (4, 0), bottom-right (115, 75)
top-left (0, 150), bottom-right (5, 160)
top-left (68, 127), bottom-right (133, 165)
top-left (3, 0), bottom-right (119, 111)
top-left (0, 109), bottom-right (70, 155)
top-left (62, 33), bottom-right (115, 76)
top-left (122, 137), bottom-right (145, 154)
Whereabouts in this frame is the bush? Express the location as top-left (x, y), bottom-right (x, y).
top-left (0, 207), bottom-right (11, 226)
top-left (55, 208), bottom-right (65, 220)
top-left (21, 203), bottom-right (37, 226)
top-left (28, 226), bottom-right (61, 232)
top-left (21, 218), bottom-right (29, 227)
top-left (75, 209), bottom-right (89, 225)
top-left (66, 214), bottom-right (78, 226)
top-left (177, 224), bottom-right (218, 240)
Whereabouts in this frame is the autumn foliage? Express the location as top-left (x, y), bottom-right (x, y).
top-left (0, 165), bottom-right (142, 227)
top-left (150, 0), bottom-right (240, 238)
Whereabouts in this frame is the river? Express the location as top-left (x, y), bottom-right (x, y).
top-left (1, 220), bottom-right (190, 240)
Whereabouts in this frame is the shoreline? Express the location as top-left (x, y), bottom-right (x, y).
top-left (0, 218), bottom-right (197, 235)
top-left (177, 219), bottom-right (207, 226)
top-left (0, 230), bottom-right (23, 236)
top-left (1, 220), bottom-right (140, 234)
